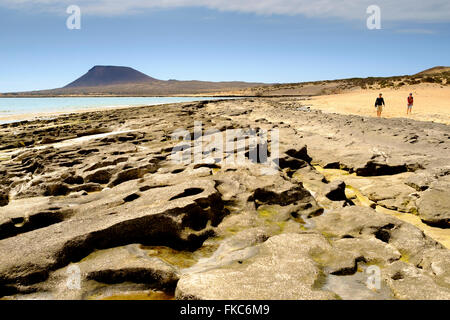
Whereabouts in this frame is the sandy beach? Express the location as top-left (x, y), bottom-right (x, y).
top-left (309, 84), bottom-right (450, 125)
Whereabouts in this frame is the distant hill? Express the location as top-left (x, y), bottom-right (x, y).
top-left (415, 66), bottom-right (450, 76)
top-left (2, 66), bottom-right (448, 97)
top-left (2, 65), bottom-right (264, 97)
top-left (65, 66), bottom-right (158, 88)
top-left (222, 66), bottom-right (450, 97)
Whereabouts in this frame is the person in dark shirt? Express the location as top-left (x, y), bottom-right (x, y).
top-left (375, 93), bottom-right (385, 117)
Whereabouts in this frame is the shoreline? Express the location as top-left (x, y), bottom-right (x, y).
top-left (2, 94), bottom-right (449, 127)
top-left (0, 97), bottom-right (243, 124)
top-left (4, 83), bottom-right (449, 125)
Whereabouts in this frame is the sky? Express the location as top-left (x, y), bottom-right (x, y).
top-left (0, 0), bottom-right (449, 92)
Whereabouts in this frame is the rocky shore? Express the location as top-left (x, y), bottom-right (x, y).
top-left (0, 97), bottom-right (449, 300)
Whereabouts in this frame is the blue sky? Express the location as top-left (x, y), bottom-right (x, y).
top-left (0, 0), bottom-right (449, 92)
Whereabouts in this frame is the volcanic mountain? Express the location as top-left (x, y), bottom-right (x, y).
top-left (3, 65), bottom-right (264, 96)
top-left (65, 66), bottom-right (158, 88)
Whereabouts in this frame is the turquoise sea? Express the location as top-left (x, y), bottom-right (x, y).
top-left (0, 96), bottom-right (231, 123)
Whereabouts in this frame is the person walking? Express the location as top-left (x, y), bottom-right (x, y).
top-left (407, 93), bottom-right (414, 115)
top-left (375, 93), bottom-right (385, 117)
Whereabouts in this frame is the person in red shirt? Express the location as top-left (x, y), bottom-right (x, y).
top-left (407, 93), bottom-right (414, 115)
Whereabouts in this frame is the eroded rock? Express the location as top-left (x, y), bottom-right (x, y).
top-left (176, 233), bottom-right (337, 300)
top-left (417, 186), bottom-right (450, 228)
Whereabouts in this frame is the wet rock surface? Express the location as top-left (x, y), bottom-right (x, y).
top-left (0, 98), bottom-right (449, 300)
top-left (176, 233), bottom-right (337, 300)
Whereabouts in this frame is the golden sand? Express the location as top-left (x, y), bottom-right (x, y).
top-left (309, 84), bottom-right (450, 125)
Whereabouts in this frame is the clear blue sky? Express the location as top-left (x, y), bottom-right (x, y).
top-left (0, 0), bottom-right (449, 92)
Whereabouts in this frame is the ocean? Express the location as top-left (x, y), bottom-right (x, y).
top-left (0, 96), bottom-right (232, 123)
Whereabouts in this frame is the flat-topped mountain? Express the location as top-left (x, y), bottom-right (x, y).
top-left (65, 66), bottom-right (158, 88)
